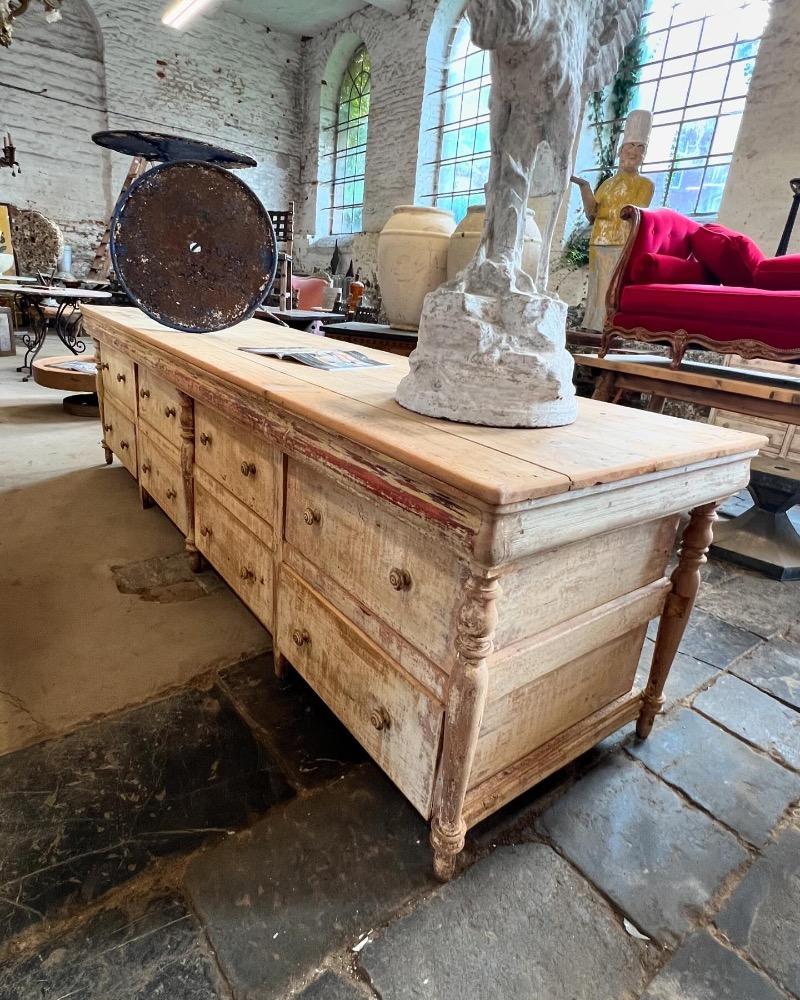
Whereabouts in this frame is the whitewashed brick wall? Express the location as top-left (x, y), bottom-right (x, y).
top-left (1, 0), bottom-right (302, 274)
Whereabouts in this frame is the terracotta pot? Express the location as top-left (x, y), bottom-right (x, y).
top-left (446, 204), bottom-right (543, 282)
top-left (378, 205), bottom-right (455, 330)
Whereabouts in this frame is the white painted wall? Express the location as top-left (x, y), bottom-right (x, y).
top-left (0, 0), bottom-right (302, 273)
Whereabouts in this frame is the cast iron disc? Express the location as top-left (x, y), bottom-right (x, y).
top-left (110, 160), bottom-right (277, 333)
top-left (92, 130), bottom-right (257, 169)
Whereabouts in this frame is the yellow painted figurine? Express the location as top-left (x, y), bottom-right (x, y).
top-left (571, 109), bottom-right (654, 331)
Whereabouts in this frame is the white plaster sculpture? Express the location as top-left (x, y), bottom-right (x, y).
top-left (396, 0), bottom-right (645, 427)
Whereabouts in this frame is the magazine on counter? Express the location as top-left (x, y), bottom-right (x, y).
top-left (51, 360), bottom-right (97, 375)
top-left (239, 346), bottom-right (390, 371)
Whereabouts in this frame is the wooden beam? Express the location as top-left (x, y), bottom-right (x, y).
top-left (364, 0), bottom-right (410, 15)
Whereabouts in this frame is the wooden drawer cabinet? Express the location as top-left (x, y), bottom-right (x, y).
top-left (137, 368), bottom-right (183, 449)
top-left (277, 567), bottom-right (444, 817)
top-left (285, 459), bottom-right (463, 667)
top-left (85, 306), bottom-right (763, 881)
top-left (195, 481), bottom-right (274, 627)
top-left (99, 344), bottom-right (136, 414)
top-left (138, 430), bottom-right (188, 534)
top-left (102, 397), bottom-right (137, 477)
top-left (195, 403), bottom-right (279, 524)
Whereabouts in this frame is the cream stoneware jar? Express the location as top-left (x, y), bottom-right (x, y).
top-left (447, 204), bottom-right (543, 283)
top-left (378, 205), bottom-right (455, 330)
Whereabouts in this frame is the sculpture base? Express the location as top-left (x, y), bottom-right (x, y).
top-left (396, 287), bottom-right (577, 428)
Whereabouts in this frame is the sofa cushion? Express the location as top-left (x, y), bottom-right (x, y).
top-left (753, 254), bottom-right (800, 291)
top-left (630, 252), bottom-right (713, 285)
top-left (691, 223), bottom-right (764, 286)
top-left (620, 283), bottom-right (800, 326)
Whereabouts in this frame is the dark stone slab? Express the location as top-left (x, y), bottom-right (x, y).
top-left (730, 637), bottom-right (800, 711)
top-left (637, 641), bottom-right (719, 706)
top-left (641, 931), bottom-right (786, 1000)
top-left (360, 843), bottom-right (647, 1000)
top-left (185, 765), bottom-right (434, 998)
top-left (717, 825), bottom-right (800, 996)
top-left (646, 610), bottom-right (761, 668)
top-left (0, 687), bottom-right (291, 943)
top-left (0, 896), bottom-right (224, 1000)
top-left (696, 567), bottom-right (800, 639)
top-left (629, 708), bottom-right (799, 846)
top-left (694, 673), bottom-right (800, 770)
top-left (219, 654), bottom-right (365, 789)
top-left (537, 755), bottom-right (747, 945)
top-left (112, 550), bottom-right (225, 602)
top-left (297, 970), bottom-right (371, 999)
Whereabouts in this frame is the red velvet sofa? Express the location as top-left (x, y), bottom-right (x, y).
top-left (601, 206), bottom-right (800, 367)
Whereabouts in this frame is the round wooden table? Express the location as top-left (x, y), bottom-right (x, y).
top-left (31, 354), bottom-right (99, 417)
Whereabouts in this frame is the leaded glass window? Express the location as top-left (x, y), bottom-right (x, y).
top-left (330, 46), bottom-right (371, 236)
top-left (625, 0), bottom-right (769, 218)
top-left (430, 16), bottom-right (492, 225)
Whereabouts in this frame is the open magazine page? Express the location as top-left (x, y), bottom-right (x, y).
top-left (239, 347), bottom-right (390, 371)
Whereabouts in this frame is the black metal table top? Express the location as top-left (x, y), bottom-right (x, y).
top-left (92, 130), bottom-right (257, 169)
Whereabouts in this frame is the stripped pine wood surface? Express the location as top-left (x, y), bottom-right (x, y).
top-left (84, 306), bottom-right (766, 879)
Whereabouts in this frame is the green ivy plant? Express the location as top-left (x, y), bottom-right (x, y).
top-left (560, 28), bottom-right (645, 271)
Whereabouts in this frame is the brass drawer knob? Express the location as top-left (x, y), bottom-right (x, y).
top-left (103, 422), bottom-right (112, 433)
top-left (99, 362), bottom-right (109, 371)
top-left (303, 507), bottom-right (320, 526)
top-left (292, 628), bottom-right (310, 648)
top-left (199, 432), bottom-right (212, 446)
top-left (200, 525), bottom-right (212, 538)
top-left (139, 388), bottom-right (151, 399)
top-left (166, 487), bottom-right (177, 500)
top-left (164, 405), bottom-right (176, 418)
top-left (240, 566), bottom-right (256, 581)
top-left (241, 461), bottom-right (256, 478)
top-left (141, 462), bottom-right (151, 474)
top-left (120, 440), bottom-right (129, 451)
top-left (370, 707), bottom-right (391, 732)
top-left (389, 568), bottom-right (412, 591)
top-left (116, 372), bottom-right (126, 383)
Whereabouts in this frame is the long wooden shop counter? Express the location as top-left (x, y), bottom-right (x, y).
top-left (83, 306), bottom-right (765, 879)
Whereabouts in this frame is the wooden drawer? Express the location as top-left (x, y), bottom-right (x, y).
top-left (711, 410), bottom-right (787, 457)
top-left (195, 480), bottom-right (273, 628)
top-left (277, 567), bottom-right (444, 818)
top-left (138, 429), bottom-right (189, 534)
top-left (195, 403), bottom-right (279, 524)
top-left (102, 397), bottom-right (137, 477)
top-left (137, 367), bottom-right (183, 449)
top-left (285, 459), bottom-right (463, 667)
top-left (99, 343), bottom-right (136, 414)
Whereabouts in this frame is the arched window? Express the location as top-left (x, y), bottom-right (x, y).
top-left (330, 45), bottom-right (371, 236)
top-left (430, 15), bottom-right (491, 224)
top-left (581, 0), bottom-right (770, 219)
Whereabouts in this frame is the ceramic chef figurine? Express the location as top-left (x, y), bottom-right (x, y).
top-left (572, 109), bottom-right (654, 331)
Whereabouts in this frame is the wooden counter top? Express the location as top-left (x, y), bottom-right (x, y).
top-left (83, 307), bottom-right (765, 508)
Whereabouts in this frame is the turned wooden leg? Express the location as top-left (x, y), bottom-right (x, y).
top-left (592, 371), bottom-right (617, 402)
top-left (95, 340), bottom-right (113, 465)
top-left (637, 502), bottom-right (718, 739)
top-left (179, 392), bottom-right (201, 572)
top-left (431, 573), bottom-right (499, 881)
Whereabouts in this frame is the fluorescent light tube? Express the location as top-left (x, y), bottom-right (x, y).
top-left (162, 0), bottom-right (218, 29)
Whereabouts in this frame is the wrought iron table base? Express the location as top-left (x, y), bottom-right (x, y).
top-left (18, 298), bottom-right (86, 380)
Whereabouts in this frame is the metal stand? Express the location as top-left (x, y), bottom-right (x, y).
top-left (711, 457), bottom-right (800, 581)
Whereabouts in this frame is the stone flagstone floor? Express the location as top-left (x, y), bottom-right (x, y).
top-left (0, 549), bottom-right (798, 999)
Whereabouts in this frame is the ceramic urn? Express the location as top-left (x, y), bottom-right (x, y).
top-left (377, 205), bottom-right (456, 330)
top-left (447, 204), bottom-right (543, 283)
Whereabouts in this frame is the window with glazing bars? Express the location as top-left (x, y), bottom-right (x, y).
top-left (330, 46), bottom-right (371, 236)
top-left (592, 0), bottom-right (770, 219)
top-left (429, 16), bottom-right (492, 225)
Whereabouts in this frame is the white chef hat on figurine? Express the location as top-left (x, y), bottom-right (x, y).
top-left (621, 109), bottom-right (653, 147)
